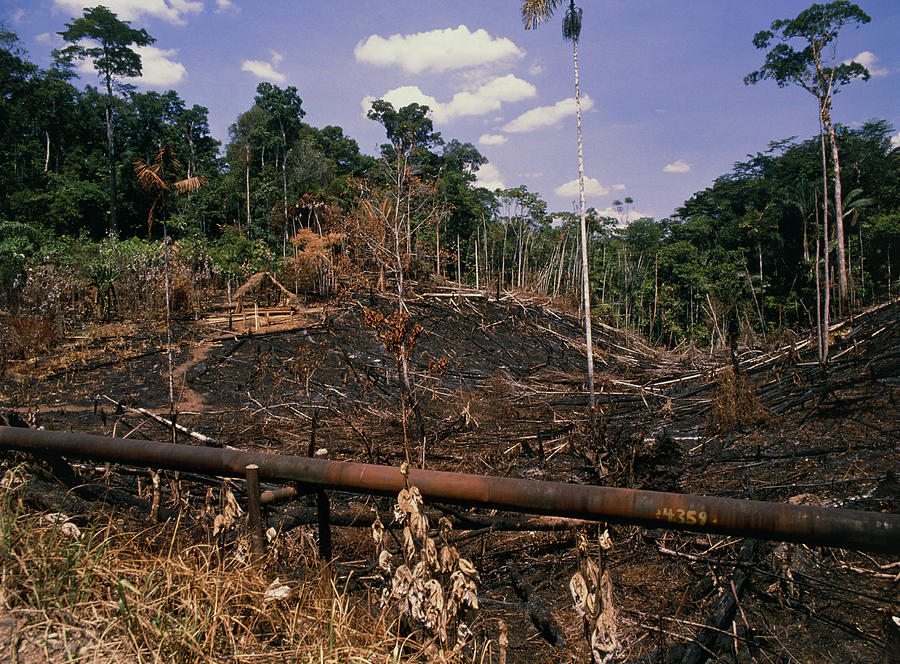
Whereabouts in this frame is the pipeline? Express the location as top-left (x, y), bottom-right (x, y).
top-left (0, 426), bottom-right (897, 554)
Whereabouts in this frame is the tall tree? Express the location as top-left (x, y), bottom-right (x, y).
top-left (56, 5), bottom-right (154, 237)
top-left (254, 82), bottom-right (305, 253)
top-left (745, 1), bottom-right (871, 304)
top-left (367, 100), bottom-right (444, 255)
top-left (227, 105), bottom-right (271, 234)
top-left (522, 0), bottom-right (598, 416)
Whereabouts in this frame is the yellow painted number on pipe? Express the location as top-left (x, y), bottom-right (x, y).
top-left (655, 508), bottom-right (707, 526)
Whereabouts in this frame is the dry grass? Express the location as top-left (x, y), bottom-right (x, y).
top-left (0, 465), bottom-right (439, 663)
top-left (0, 316), bottom-right (59, 366)
top-left (705, 367), bottom-right (767, 434)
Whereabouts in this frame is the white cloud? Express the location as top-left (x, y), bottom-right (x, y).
top-left (554, 177), bottom-right (609, 198)
top-left (528, 62), bottom-right (544, 76)
top-left (361, 87), bottom-right (440, 118)
top-left (12, 8), bottom-right (26, 24)
top-left (355, 25), bottom-right (524, 74)
top-left (502, 95), bottom-right (594, 133)
top-left (891, 132), bottom-right (900, 150)
top-left (594, 206), bottom-right (652, 225)
top-left (479, 134), bottom-right (508, 146)
top-left (130, 45), bottom-right (186, 86)
top-left (612, 183), bottom-right (626, 191)
top-left (35, 32), bottom-right (63, 47)
top-left (78, 44), bottom-right (187, 87)
top-left (52, 0), bottom-right (203, 26)
top-left (844, 51), bottom-right (890, 77)
top-left (242, 50), bottom-right (286, 83)
top-left (215, 0), bottom-right (239, 13)
top-left (475, 163), bottom-right (505, 191)
top-left (663, 159), bottom-right (691, 173)
top-left (362, 74), bottom-right (536, 125)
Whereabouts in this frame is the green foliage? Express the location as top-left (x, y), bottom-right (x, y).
top-left (367, 99), bottom-right (443, 163)
top-left (55, 5), bottom-right (155, 91)
top-left (746, 1), bottom-right (871, 95)
top-left (0, 220), bottom-right (41, 307)
top-left (254, 82), bottom-right (305, 146)
top-left (561, 0), bottom-right (583, 43)
top-left (2, 7), bottom-right (898, 348)
top-left (207, 226), bottom-right (273, 281)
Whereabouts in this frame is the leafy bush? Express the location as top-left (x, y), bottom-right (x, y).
top-left (207, 226), bottom-right (274, 282)
top-left (0, 220), bottom-right (41, 310)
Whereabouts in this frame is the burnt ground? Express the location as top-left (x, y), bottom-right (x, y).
top-left (1, 288), bottom-right (898, 663)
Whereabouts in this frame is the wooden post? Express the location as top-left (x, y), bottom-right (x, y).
top-left (307, 416), bottom-right (332, 563)
top-left (227, 279), bottom-right (233, 330)
top-left (457, 234), bottom-right (462, 297)
top-left (245, 464), bottom-right (266, 563)
top-left (475, 237), bottom-right (480, 290)
top-left (317, 489), bottom-right (332, 562)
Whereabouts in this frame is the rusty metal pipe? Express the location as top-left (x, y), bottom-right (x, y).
top-left (1, 426), bottom-right (897, 554)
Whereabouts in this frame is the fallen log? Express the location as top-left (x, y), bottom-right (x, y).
top-left (101, 394), bottom-right (226, 448)
top-left (510, 567), bottom-right (566, 648)
top-left (272, 504), bottom-right (593, 532)
top-left (680, 538), bottom-right (757, 664)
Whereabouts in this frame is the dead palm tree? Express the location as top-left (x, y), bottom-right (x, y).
top-left (134, 144), bottom-right (206, 412)
top-left (522, 0), bottom-right (596, 415)
top-left (133, 144), bottom-right (207, 237)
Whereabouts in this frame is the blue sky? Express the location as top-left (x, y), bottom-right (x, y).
top-left (4, 0), bottom-right (899, 220)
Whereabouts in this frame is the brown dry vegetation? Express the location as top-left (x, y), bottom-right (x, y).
top-left (1, 286), bottom-right (898, 663)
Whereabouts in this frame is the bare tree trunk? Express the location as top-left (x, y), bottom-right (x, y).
top-left (653, 253), bottom-right (658, 341)
top-left (823, 104), bottom-right (848, 306)
top-left (281, 129), bottom-right (289, 258)
top-left (457, 234), bottom-right (462, 289)
top-left (483, 216), bottom-right (490, 290)
top-left (245, 143), bottom-right (251, 231)
top-left (516, 214), bottom-right (524, 288)
top-left (185, 119), bottom-right (196, 179)
top-left (44, 131), bottom-right (50, 172)
top-left (601, 244), bottom-right (607, 303)
top-left (572, 36), bottom-right (596, 414)
top-left (104, 97), bottom-right (118, 237)
top-left (227, 278), bottom-right (233, 330)
top-left (858, 225), bottom-right (864, 306)
top-left (475, 236), bottom-right (480, 290)
top-left (555, 235), bottom-right (567, 297)
top-left (436, 217), bottom-right (441, 277)
top-left (162, 222), bottom-right (174, 407)
top-left (815, 232), bottom-right (823, 362)
top-left (803, 212), bottom-right (810, 263)
top-left (819, 112), bottom-right (831, 365)
top-left (623, 246), bottom-right (629, 330)
top-left (501, 221), bottom-right (508, 291)
top-left (758, 240), bottom-right (766, 341)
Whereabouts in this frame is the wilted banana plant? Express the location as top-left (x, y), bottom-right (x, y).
top-left (570, 531), bottom-right (619, 663)
top-left (372, 466), bottom-right (479, 654)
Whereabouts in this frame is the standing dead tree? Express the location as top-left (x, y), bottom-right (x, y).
top-left (349, 168), bottom-right (449, 468)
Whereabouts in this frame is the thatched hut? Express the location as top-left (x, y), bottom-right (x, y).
top-left (231, 272), bottom-right (298, 313)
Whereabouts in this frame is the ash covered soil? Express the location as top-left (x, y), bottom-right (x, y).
top-left (2, 290), bottom-right (898, 663)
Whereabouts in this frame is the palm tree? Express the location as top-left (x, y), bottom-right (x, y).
top-left (133, 144), bottom-right (207, 237)
top-left (134, 144), bottom-right (206, 410)
top-left (522, 0), bottom-right (596, 415)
